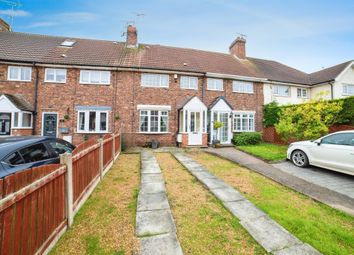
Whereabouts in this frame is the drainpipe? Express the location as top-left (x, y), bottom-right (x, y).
top-left (201, 73), bottom-right (206, 102)
top-left (329, 81), bottom-right (334, 100)
top-left (32, 62), bottom-right (39, 135)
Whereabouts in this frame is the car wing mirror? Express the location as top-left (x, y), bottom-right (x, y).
top-left (314, 139), bottom-right (321, 146)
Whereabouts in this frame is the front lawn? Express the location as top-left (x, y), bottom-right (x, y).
top-left (237, 142), bottom-right (288, 161)
top-left (188, 150), bottom-right (354, 255)
top-left (50, 154), bottom-right (140, 255)
top-left (155, 153), bottom-right (265, 255)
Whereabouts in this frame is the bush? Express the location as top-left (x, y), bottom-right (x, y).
top-left (233, 132), bottom-right (262, 146)
top-left (263, 102), bottom-right (281, 127)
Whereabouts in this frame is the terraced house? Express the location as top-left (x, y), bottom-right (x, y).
top-left (0, 19), bottom-right (353, 147)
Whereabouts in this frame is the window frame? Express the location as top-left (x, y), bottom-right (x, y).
top-left (180, 76), bottom-right (198, 90)
top-left (44, 68), bottom-right (67, 83)
top-left (207, 78), bottom-right (224, 91)
top-left (232, 111), bottom-right (255, 132)
top-left (343, 83), bottom-right (354, 96)
top-left (272, 85), bottom-right (290, 97)
top-left (232, 80), bottom-right (254, 94)
top-left (76, 110), bottom-right (109, 133)
top-left (297, 88), bottom-right (308, 98)
top-left (141, 73), bottom-right (169, 88)
top-left (7, 66), bottom-right (32, 82)
top-left (12, 111), bottom-right (33, 129)
top-left (79, 70), bottom-right (111, 85)
top-left (139, 109), bottom-right (169, 134)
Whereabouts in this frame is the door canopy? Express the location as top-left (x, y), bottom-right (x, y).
top-left (209, 96), bottom-right (233, 111)
top-left (180, 96), bottom-right (207, 111)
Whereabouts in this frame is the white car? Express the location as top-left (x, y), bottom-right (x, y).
top-left (287, 130), bottom-right (354, 176)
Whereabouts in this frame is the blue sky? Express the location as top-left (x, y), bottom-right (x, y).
top-left (1, 0), bottom-right (353, 73)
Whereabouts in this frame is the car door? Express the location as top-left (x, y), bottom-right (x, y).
top-left (310, 133), bottom-right (354, 173)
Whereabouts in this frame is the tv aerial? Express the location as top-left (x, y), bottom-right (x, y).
top-left (0, 0), bottom-right (22, 29)
top-left (237, 32), bottom-right (247, 39)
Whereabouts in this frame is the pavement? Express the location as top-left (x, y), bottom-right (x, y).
top-left (205, 147), bottom-right (354, 216)
top-left (172, 151), bottom-right (321, 255)
top-left (136, 150), bottom-right (183, 255)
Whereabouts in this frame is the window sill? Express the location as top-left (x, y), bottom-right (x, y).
top-left (181, 87), bottom-right (198, 90)
top-left (11, 127), bottom-right (33, 130)
top-left (7, 79), bottom-right (32, 82)
top-left (141, 85), bottom-right (169, 88)
top-left (233, 91), bottom-right (254, 94)
top-left (233, 130), bottom-right (256, 133)
top-left (44, 80), bottom-right (66, 84)
top-left (79, 82), bottom-right (110, 86)
top-left (272, 94), bottom-right (290, 97)
top-left (207, 88), bottom-right (224, 92)
top-left (139, 132), bottom-right (170, 134)
top-left (76, 131), bottom-right (109, 134)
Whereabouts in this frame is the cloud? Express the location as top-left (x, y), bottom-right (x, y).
top-left (27, 21), bottom-right (58, 28)
top-left (54, 12), bottom-right (98, 23)
top-left (0, 9), bottom-right (30, 17)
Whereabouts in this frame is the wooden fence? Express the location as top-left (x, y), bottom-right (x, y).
top-left (0, 132), bottom-right (121, 255)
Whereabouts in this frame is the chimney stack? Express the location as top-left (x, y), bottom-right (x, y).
top-left (126, 25), bottom-right (138, 48)
top-left (0, 18), bottom-right (11, 32)
top-left (229, 37), bottom-right (246, 59)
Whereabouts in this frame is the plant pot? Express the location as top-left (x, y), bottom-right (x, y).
top-left (212, 139), bottom-right (220, 145)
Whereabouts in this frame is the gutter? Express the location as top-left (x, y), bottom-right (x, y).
top-left (32, 62), bottom-right (39, 135)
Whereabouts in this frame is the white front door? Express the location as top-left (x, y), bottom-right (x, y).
top-left (188, 111), bottom-right (202, 145)
top-left (211, 111), bottom-right (232, 144)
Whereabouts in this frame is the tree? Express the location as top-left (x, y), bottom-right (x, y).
top-left (275, 99), bottom-right (343, 141)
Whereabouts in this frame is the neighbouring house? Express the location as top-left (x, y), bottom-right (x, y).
top-left (0, 18), bottom-right (352, 147)
top-left (263, 61), bottom-right (354, 105)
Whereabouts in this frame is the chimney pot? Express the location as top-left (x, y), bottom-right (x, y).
top-left (229, 37), bottom-right (246, 59)
top-left (126, 25), bottom-right (138, 48)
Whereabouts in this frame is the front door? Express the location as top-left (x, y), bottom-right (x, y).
top-left (188, 111), bottom-right (202, 145)
top-left (43, 113), bottom-right (57, 137)
top-left (0, 113), bottom-right (11, 136)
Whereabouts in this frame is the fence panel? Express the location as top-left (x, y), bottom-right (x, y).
top-left (114, 133), bottom-right (121, 156)
top-left (0, 164), bottom-right (67, 255)
top-left (103, 134), bottom-right (114, 168)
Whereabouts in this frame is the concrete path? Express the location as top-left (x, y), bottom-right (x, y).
top-left (136, 150), bottom-right (183, 255)
top-left (173, 152), bottom-right (321, 255)
top-left (205, 147), bottom-right (354, 216)
top-left (273, 161), bottom-right (354, 200)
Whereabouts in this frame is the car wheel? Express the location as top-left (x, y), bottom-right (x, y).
top-left (291, 150), bottom-right (309, 167)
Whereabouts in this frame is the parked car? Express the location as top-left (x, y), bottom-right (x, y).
top-left (0, 136), bottom-right (75, 178)
top-left (287, 130), bottom-right (354, 176)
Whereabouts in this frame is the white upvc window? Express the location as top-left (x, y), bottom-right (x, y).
top-left (13, 112), bottom-right (33, 128)
top-left (297, 88), bottom-right (308, 98)
top-left (139, 110), bottom-right (169, 133)
top-left (272, 85), bottom-right (290, 96)
top-left (207, 78), bottom-right (223, 91)
top-left (79, 70), bottom-right (110, 85)
top-left (8, 66), bottom-right (32, 81)
top-left (233, 112), bottom-right (255, 132)
top-left (45, 68), bottom-right (67, 83)
top-left (141, 73), bottom-right (169, 88)
top-left (180, 76), bottom-right (198, 90)
top-left (77, 110), bottom-right (108, 133)
top-left (233, 81), bottom-right (254, 93)
top-left (343, 84), bottom-right (354, 96)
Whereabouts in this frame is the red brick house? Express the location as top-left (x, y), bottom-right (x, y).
top-left (0, 21), bottom-right (314, 148)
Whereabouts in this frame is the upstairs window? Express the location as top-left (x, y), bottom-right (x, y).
top-left (139, 110), bottom-right (169, 133)
top-left (141, 74), bottom-right (169, 88)
top-left (343, 84), bottom-right (354, 96)
top-left (207, 78), bottom-right (223, 91)
top-left (8, 66), bottom-right (32, 81)
top-left (45, 68), bottom-right (67, 83)
top-left (272, 85), bottom-right (290, 96)
top-left (77, 110), bottom-right (108, 133)
top-left (297, 88), bottom-right (308, 98)
top-left (80, 70), bottom-right (110, 85)
top-left (180, 76), bottom-right (198, 90)
top-left (233, 81), bottom-right (254, 93)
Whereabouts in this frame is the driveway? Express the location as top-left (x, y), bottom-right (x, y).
top-left (272, 161), bottom-right (354, 200)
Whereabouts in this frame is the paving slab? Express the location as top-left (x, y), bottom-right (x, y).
top-left (137, 192), bottom-right (170, 211)
top-left (212, 187), bottom-right (245, 202)
top-left (141, 165), bottom-right (161, 174)
top-left (141, 173), bottom-right (164, 184)
top-left (140, 182), bottom-right (166, 194)
top-left (241, 216), bottom-right (301, 253)
top-left (274, 243), bottom-right (322, 255)
top-left (199, 176), bottom-right (229, 189)
top-left (191, 170), bottom-right (216, 180)
top-left (139, 233), bottom-right (184, 255)
top-left (224, 200), bottom-right (266, 220)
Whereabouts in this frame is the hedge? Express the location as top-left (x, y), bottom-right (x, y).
top-left (263, 96), bottom-right (354, 127)
top-left (233, 132), bottom-right (262, 146)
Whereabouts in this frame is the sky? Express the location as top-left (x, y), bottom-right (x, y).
top-left (0, 0), bottom-right (353, 73)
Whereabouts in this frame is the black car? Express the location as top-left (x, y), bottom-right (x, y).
top-left (0, 136), bottom-right (75, 178)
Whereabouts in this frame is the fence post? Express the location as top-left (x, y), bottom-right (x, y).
top-left (112, 134), bottom-right (116, 159)
top-left (60, 153), bottom-right (74, 227)
top-left (99, 138), bottom-right (104, 180)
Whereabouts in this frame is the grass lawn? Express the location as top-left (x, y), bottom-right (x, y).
top-left (188, 150), bottom-right (354, 255)
top-left (237, 142), bottom-right (288, 161)
top-left (155, 153), bottom-right (266, 255)
top-left (50, 154), bottom-right (140, 255)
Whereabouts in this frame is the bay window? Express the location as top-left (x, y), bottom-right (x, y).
top-left (139, 110), bottom-right (169, 133)
top-left (233, 112), bottom-right (255, 132)
top-left (77, 110), bottom-right (108, 133)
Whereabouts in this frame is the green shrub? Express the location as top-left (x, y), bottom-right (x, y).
top-left (336, 96), bottom-right (354, 125)
top-left (263, 102), bottom-right (281, 127)
top-left (233, 132), bottom-right (262, 146)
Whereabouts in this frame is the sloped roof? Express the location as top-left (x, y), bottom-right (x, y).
top-left (0, 31), bottom-right (351, 85)
top-left (209, 96), bottom-right (233, 110)
top-left (309, 61), bottom-right (353, 85)
top-left (1, 94), bottom-right (34, 111)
